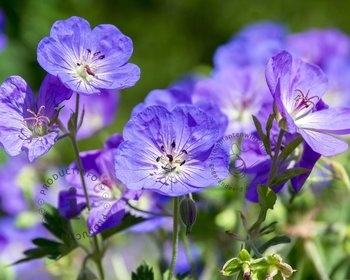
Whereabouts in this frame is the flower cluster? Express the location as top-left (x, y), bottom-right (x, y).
top-left (1, 15), bottom-right (350, 280)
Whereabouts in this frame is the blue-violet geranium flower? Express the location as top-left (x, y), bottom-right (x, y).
top-left (37, 16), bottom-right (140, 95)
top-left (266, 51), bottom-right (350, 156)
top-left (0, 75), bottom-right (72, 161)
top-left (115, 105), bottom-right (230, 196)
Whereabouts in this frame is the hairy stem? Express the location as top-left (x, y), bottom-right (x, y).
top-left (69, 93), bottom-right (105, 280)
top-left (168, 197), bottom-right (180, 280)
top-left (268, 129), bottom-right (285, 186)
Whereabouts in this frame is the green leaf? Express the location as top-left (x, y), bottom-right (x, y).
top-left (258, 235), bottom-right (291, 253)
top-left (270, 168), bottom-right (310, 189)
top-left (42, 204), bottom-right (75, 243)
top-left (132, 263), bottom-right (154, 280)
top-left (259, 221), bottom-right (278, 235)
top-left (13, 204), bottom-right (79, 265)
top-left (265, 113), bottom-right (275, 156)
top-left (252, 115), bottom-right (270, 157)
top-left (279, 136), bottom-right (303, 164)
top-left (101, 214), bottom-right (146, 240)
top-left (221, 257), bottom-right (242, 276)
top-left (258, 185), bottom-right (277, 211)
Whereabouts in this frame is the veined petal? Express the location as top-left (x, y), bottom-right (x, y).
top-left (171, 105), bottom-right (219, 158)
top-left (37, 74), bottom-right (73, 120)
top-left (92, 62), bottom-right (140, 91)
top-left (90, 24), bottom-right (133, 67)
top-left (88, 200), bottom-right (126, 236)
top-left (265, 50), bottom-right (292, 101)
top-left (299, 128), bottom-right (348, 156)
top-left (0, 76), bottom-right (35, 115)
top-left (296, 108), bottom-right (350, 134)
top-left (23, 131), bottom-right (59, 162)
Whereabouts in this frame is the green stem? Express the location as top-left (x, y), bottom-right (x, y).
top-left (167, 197), bottom-right (180, 280)
top-left (180, 226), bottom-right (198, 280)
top-left (268, 129), bottom-right (285, 186)
top-left (68, 93), bottom-right (104, 280)
top-left (75, 93), bottom-right (80, 129)
top-left (69, 134), bottom-right (91, 210)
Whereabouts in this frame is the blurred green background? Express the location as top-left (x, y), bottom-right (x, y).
top-left (1, 0), bottom-right (350, 155)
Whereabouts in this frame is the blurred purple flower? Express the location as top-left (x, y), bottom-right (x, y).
top-left (214, 21), bottom-right (287, 69)
top-left (132, 76), bottom-right (228, 136)
top-left (115, 105), bottom-right (229, 196)
top-left (266, 51), bottom-right (350, 156)
top-left (59, 90), bottom-right (119, 139)
top-left (0, 10), bottom-right (7, 51)
top-left (193, 66), bottom-right (272, 133)
top-left (0, 156), bottom-right (28, 215)
top-left (164, 240), bottom-right (200, 275)
top-left (321, 58), bottom-right (350, 107)
top-left (59, 133), bottom-right (141, 235)
top-left (0, 75), bottom-right (72, 161)
top-left (37, 16), bottom-right (140, 95)
top-left (0, 218), bottom-right (53, 280)
top-left (127, 191), bottom-right (172, 232)
top-left (287, 29), bottom-right (350, 68)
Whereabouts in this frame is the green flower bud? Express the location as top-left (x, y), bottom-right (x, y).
top-left (179, 196), bottom-right (197, 234)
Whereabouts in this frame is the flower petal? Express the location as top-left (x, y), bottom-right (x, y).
top-left (37, 74), bottom-right (73, 120)
top-left (299, 128), bottom-right (348, 156)
top-left (296, 107), bottom-right (350, 134)
top-left (291, 143), bottom-right (321, 192)
top-left (88, 201), bottom-right (126, 235)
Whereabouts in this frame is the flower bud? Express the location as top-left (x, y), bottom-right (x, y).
top-left (179, 196), bottom-right (197, 234)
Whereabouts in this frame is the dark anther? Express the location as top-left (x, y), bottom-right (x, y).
top-left (171, 141), bottom-right (176, 148)
top-left (87, 49), bottom-right (91, 53)
top-left (161, 145), bottom-right (166, 152)
top-left (84, 65), bottom-right (95, 76)
top-left (99, 55), bottom-right (105, 60)
top-left (167, 154), bottom-right (174, 162)
top-left (77, 63), bottom-right (81, 66)
top-left (94, 51), bottom-right (101, 56)
top-left (180, 160), bottom-right (186, 166)
top-left (156, 156), bottom-right (160, 162)
top-left (182, 149), bottom-right (188, 154)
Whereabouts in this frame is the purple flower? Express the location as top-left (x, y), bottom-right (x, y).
top-left (127, 191), bottom-right (172, 232)
top-left (132, 76), bottom-right (228, 136)
top-left (287, 29), bottom-right (350, 68)
top-left (214, 22), bottom-right (287, 69)
top-left (193, 66), bottom-right (272, 133)
top-left (244, 137), bottom-right (320, 201)
top-left (59, 134), bottom-right (141, 235)
top-left (0, 10), bottom-right (7, 51)
top-left (0, 156), bottom-right (28, 215)
top-left (0, 75), bottom-right (72, 161)
top-left (0, 218), bottom-right (53, 280)
top-left (59, 90), bottom-right (119, 139)
top-left (115, 105), bottom-right (230, 196)
top-left (266, 51), bottom-right (350, 156)
top-left (321, 58), bottom-right (350, 107)
top-left (37, 16), bottom-right (140, 95)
